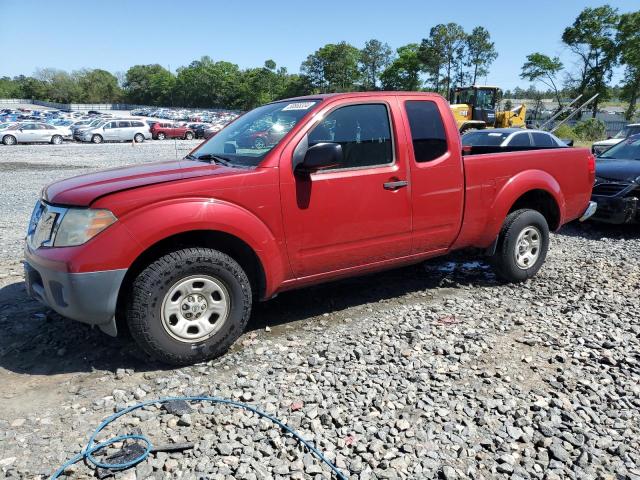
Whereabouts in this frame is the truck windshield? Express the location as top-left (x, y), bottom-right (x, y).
top-left (190, 100), bottom-right (319, 167)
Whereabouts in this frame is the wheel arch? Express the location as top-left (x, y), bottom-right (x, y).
top-left (116, 229), bottom-right (268, 329)
top-left (113, 199), bottom-right (288, 329)
top-left (483, 170), bottom-right (565, 251)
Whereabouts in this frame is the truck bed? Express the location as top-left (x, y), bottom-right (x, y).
top-left (453, 146), bottom-right (594, 250)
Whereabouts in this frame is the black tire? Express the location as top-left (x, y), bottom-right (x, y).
top-left (185, 131), bottom-right (194, 140)
top-left (127, 248), bottom-right (252, 365)
top-left (490, 209), bottom-right (549, 283)
top-left (92, 134), bottom-right (103, 144)
top-left (134, 133), bottom-right (144, 143)
top-left (50, 135), bottom-right (63, 145)
top-left (2, 135), bottom-right (17, 145)
top-left (157, 132), bottom-right (166, 140)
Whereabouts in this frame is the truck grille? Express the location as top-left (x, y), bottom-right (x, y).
top-left (592, 182), bottom-right (631, 197)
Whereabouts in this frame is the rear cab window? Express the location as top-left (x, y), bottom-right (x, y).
top-left (404, 100), bottom-right (448, 162)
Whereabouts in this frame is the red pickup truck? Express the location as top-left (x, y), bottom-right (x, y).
top-left (24, 92), bottom-right (596, 365)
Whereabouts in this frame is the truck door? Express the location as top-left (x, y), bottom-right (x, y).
top-left (280, 100), bottom-right (412, 277)
top-left (402, 99), bottom-right (465, 252)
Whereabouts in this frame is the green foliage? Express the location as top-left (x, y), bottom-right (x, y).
top-left (420, 23), bottom-right (467, 95)
top-left (617, 11), bottom-right (640, 120)
top-left (301, 42), bottom-right (361, 93)
top-left (520, 53), bottom-right (564, 105)
top-left (553, 124), bottom-right (578, 141)
top-left (380, 44), bottom-right (422, 91)
top-left (124, 64), bottom-right (175, 106)
top-left (466, 26), bottom-right (497, 84)
top-left (562, 5), bottom-right (619, 117)
top-left (76, 69), bottom-right (121, 103)
top-left (359, 39), bottom-right (393, 90)
top-left (574, 118), bottom-right (607, 141)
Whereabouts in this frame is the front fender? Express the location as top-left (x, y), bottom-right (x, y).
top-left (482, 170), bottom-right (566, 245)
top-left (120, 198), bottom-right (288, 299)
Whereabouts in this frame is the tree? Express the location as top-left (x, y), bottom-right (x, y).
top-left (0, 76), bottom-right (23, 98)
top-left (14, 75), bottom-right (49, 100)
top-left (520, 53), bottom-right (564, 107)
top-left (420, 23), bottom-right (467, 96)
top-left (77, 69), bottom-right (122, 102)
top-left (34, 68), bottom-right (82, 103)
top-left (617, 11), bottom-right (640, 120)
top-left (466, 26), bottom-right (497, 84)
top-left (124, 64), bottom-right (176, 106)
top-left (380, 44), bottom-right (422, 91)
top-left (562, 5), bottom-right (619, 117)
top-left (174, 56), bottom-right (243, 108)
top-left (359, 39), bottom-right (393, 90)
top-left (301, 42), bottom-right (361, 92)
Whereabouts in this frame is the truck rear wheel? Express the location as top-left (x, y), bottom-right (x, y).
top-left (127, 248), bottom-right (252, 365)
top-left (490, 209), bottom-right (549, 283)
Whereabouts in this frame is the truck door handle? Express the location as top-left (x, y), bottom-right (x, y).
top-left (383, 180), bottom-right (408, 190)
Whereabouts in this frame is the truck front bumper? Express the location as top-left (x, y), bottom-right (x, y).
top-left (23, 256), bottom-right (126, 336)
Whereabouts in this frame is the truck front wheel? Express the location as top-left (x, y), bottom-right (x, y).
top-left (490, 209), bottom-right (549, 283)
top-left (127, 248), bottom-right (252, 365)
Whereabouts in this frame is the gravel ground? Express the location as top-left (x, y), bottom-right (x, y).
top-left (0, 143), bottom-right (639, 480)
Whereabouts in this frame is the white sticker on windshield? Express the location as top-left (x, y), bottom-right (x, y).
top-left (282, 102), bottom-right (315, 111)
top-left (488, 133), bottom-right (502, 136)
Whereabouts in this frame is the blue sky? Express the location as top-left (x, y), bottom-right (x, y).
top-left (1, 0), bottom-right (634, 90)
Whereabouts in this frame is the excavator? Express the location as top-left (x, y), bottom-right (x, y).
top-left (449, 85), bottom-right (527, 133)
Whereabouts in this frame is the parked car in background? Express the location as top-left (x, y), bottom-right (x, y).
top-left (591, 123), bottom-right (640, 155)
top-left (233, 120), bottom-right (293, 149)
top-left (23, 92), bottom-right (595, 365)
top-left (187, 123), bottom-right (208, 139)
top-left (590, 134), bottom-right (640, 224)
top-left (150, 122), bottom-right (195, 140)
top-left (1, 122), bottom-right (67, 145)
top-left (462, 128), bottom-right (567, 148)
top-left (203, 124), bottom-right (221, 139)
top-left (73, 119), bottom-right (105, 139)
top-left (78, 119), bottom-right (151, 144)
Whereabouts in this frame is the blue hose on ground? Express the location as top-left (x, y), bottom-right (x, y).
top-left (50, 395), bottom-right (348, 480)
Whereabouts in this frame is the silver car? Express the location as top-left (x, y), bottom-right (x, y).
top-left (72, 118), bottom-right (106, 140)
top-left (79, 119), bottom-right (151, 144)
top-left (1, 122), bottom-right (66, 145)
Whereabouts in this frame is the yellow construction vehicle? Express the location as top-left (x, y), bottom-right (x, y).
top-left (449, 85), bottom-right (527, 133)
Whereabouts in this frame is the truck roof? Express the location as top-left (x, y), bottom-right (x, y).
top-left (278, 91), bottom-right (445, 103)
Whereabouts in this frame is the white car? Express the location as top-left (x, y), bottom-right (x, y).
top-left (1, 122), bottom-right (67, 145)
top-left (461, 128), bottom-right (567, 148)
top-left (591, 123), bottom-right (640, 155)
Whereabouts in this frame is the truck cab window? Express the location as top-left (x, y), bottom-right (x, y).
top-left (307, 103), bottom-right (393, 169)
top-left (404, 100), bottom-right (447, 162)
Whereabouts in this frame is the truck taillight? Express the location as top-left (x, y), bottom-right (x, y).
top-left (588, 154), bottom-right (595, 182)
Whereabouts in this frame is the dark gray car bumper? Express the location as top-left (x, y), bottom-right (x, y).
top-left (23, 260), bottom-right (126, 336)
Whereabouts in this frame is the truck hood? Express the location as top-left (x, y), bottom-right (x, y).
top-left (595, 159), bottom-right (640, 183)
top-left (44, 159), bottom-right (242, 206)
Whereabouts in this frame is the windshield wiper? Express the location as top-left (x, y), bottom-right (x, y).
top-left (185, 153), bottom-right (233, 167)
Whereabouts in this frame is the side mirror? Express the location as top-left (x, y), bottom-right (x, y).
top-left (295, 142), bottom-right (343, 175)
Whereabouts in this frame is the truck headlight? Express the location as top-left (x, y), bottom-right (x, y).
top-left (53, 208), bottom-right (117, 247)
